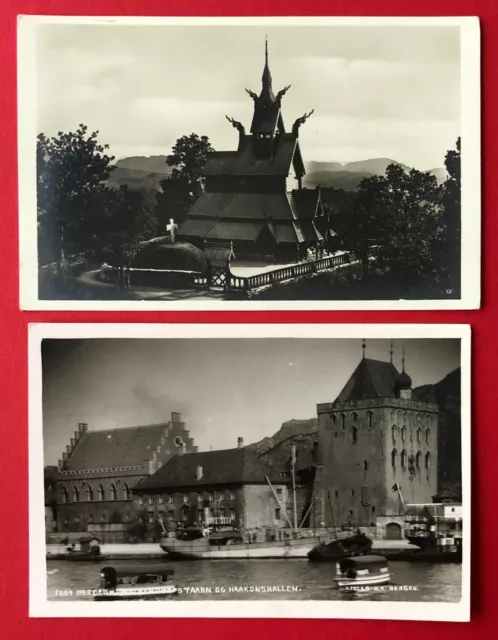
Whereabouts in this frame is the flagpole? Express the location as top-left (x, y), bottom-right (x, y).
top-left (291, 444), bottom-right (298, 530)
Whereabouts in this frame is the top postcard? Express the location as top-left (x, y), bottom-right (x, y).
top-left (18, 15), bottom-right (481, 310)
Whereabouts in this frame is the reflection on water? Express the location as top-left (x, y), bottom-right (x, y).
top-left (47, 559), bottom-right (461, 602)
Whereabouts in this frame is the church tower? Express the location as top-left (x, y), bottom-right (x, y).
top-left (314, 342), bottom-right (439, 531)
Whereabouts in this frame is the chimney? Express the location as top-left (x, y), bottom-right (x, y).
top-left (237, 437), bottom-right (244, 449)
top-left (196, 465), bottom-right (203, 481)
top-left (171, 412), bottom-right (181, 423)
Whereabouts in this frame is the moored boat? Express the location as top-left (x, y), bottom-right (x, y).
top-left (334, 555), bottom-right (391, 588)
top-left (307, 531), bottom-right (373, 562)
top-left (94, 564), bottom-right (177, 600)
top-left (404, 501), bottom-right (463, 563)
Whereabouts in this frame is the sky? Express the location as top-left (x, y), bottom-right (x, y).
top-left (36, 23), bottom-right (461, 170)
top-left (42, 338), bottom-right (460, 465)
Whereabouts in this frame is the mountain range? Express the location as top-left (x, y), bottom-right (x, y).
top-left (108, 155), bottom-right (447, 193)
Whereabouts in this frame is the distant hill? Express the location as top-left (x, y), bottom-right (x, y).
top-left (303, 157), bottom-right (446, 191)
top-left (110, 154), bottom-right (447, 193)
top-left (107, 155), bottom-right (173, 191)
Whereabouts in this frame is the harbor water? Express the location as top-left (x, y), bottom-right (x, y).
top-left (47, 558), bottom-right (462, 602)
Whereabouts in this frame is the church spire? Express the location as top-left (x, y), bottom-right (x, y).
top-left (261, 36), bottom-right (275, 101)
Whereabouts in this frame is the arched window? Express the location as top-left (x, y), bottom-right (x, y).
top-left (391, 410), bottom-right (395, 421)
top-left (391, 425), bottom-right (397, 442)
top-left (61, 486), bottom-right (69, 504)
top-left (367, 411), bottom-right (373, 429)
top-left (86, 485), bottom-right (93, 501)
top-left (401, 426), bottom-right (406, 442)
top-left (363, 460), bottom-right (368, 471)
top-left (425, 428), bottom-right (430, 445)
top-left (331, 414), bottom-right (337, 424)
top-left (72, 486), bottom-right (80, 502)
top-left (123, 483), bottom-right (131, 500)
top-left (391, 449), bottom-right (398, 467)
top-left (341, 414), bottom-right (346, 431)
top-left (351, 426), bottom-right (358, 444)
top-left (110, 484), bottom-right (117, 501)
top-left (98, 485), bottom-right (105, 501)
top-left (427, 415), bottom-right (431, 425)
top-left (401, 449), bottom-right (407, 468)
top-left (416, 451), bottom-right (422, 469)
top-left (416, 427), bottom-right (422, 443)
top-left (425, 452), bottom-right (431, 469)
top-left (352, 412), bottom-right (359, 422)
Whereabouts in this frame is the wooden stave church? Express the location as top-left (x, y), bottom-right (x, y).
top-left (178, 41), bottom-right (336, 262)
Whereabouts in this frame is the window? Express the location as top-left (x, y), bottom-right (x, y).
top-left (351, 426), bottom-right (358, 444)
top-left (352, 412), bottom-right (359, 422)
top-left (72, 486), bottom-right (80, 502)
top-left (168, 496), bottom-right (174, 504)
top-left (341, 414), bottom-right (346, 431)
top-left (416, 451), bottom-right (422, 469)
top-left (148, 495), bottom-right (154, 506)
top-left (61, 486), bottom-right (69, 503)
top-left (101, 513), bottom-right (107, 522)
top-left (229, 493), bottom-right (236, 501)
top-left (349, 510), bottom-right (354, 517)
top-left (334, 490), bottom-right (339, 498)
top-left (158, 495), bottom-right (164, 505)
top-left (123, 483), bottom-right (131, 500)
top-left (391, 425), bottom-right (397, 442)
top-left (138, 495), bottom-right (144, 505)
top-left (110, 484), bottom-right (117, 501)
top-left (372, 506), bottom-right (376, 514)
top-left (427, 415), bottom-right (431, 425)
top-left (417, 427), bottom-right (422, 443)
top-left (401, 450), bottom-right (407, 468)
top-left (98, 485), bottom-right (105, 501)
top-left (198, 510), bottom-right (204, 522)
top-left (367, 411), bottom-right (373, 429)
top-left (425, 429), bottom-right (431, 445)
top-left (148, 512), bottom-right (155, 523)
top-left (86, 485), bottom-right (93, 501)
top-left (401, 426), bottom-right (406, 442)
top-left (363, 460), bottom-right (368, 471)
top-left (183, 495), bottom-right (189, 504)
top-left (391, 449), bottom-right (398, 467)
top-left (425, 452), bottom-right (431, 469)
top-left (331, 414), bottom-right (337, 424)
top-left (219, 493), bottom-right (225, 502)
top-left (351, 489), bottom-right (355, 497)
top-left (197, 494), bottom-right (203, 503)
top-left (275, 508), bottom-right (281, 521)
top-left (276, 487), bottom-right (283, 496)
top-left (230, 509), bottom-right (237, 522)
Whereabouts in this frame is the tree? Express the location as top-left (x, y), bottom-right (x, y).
top-left (441, 138), bottom-right (461, 293)
top-left (37, 125), bottom-right (115, 267)
top-left (94, 186), bottom-right (157, 289)
top-left (156, 133), bottom-right (214, 232)
top-left (356, 164), bottom-right (444, 289)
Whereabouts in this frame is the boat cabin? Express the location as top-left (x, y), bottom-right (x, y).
top-left (335, 555), bottom-right (391, 588)
top-left (100, 564), bottom-right (175, 590)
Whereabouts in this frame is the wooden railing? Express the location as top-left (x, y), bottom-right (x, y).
top-left (228, 252), bottom-right (352, 291)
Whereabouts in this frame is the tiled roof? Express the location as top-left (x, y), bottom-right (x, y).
top-left (203, 135), bottom-right (302, 177)
top-left (63, 424), bottom-right (168, 471)
top-left (335, 358), bottom-right (401, 403)
top-left (135, 448), bottom-right (284, 491)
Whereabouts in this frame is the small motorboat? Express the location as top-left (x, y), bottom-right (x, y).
top-left (334, 555), bottom-right (391, 588)
top-left (94, 564), bottom-right (177, 600)
top-left (64, 536), bottom-right (106, 562)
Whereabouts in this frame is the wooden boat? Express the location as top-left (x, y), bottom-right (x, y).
top-left (160, 527), bottom-right (327, 559)
top-left (307, 532), bottom-right (373, 562)
top-left (94, 564), bottom-right (177, 600)
top-left (334, 555), bottom-right (391, 588)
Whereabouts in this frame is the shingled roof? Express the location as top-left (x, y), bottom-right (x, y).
top-left (63, 424), bottom-right (168, 471)
top-left (335, 358), bottom-right (401, 403)
top-left (135, 448), bottom-right (283, 491)
top-left (203, 134), bottom-right (304, 177)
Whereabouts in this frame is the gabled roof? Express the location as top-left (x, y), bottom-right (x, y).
top-left (63, 424), bottom-right (168, 471)
top-left (134, 447), bottom-right (283, 491)
top-left (335, 358), bottom-right (401, 403)
top-left (203, 134), bottom-right (303, 177)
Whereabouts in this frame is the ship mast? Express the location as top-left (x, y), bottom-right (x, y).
top-left (291, 444), bottom-right (298, 529)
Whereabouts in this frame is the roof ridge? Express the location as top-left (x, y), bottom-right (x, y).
top-left (84, 422), bottom-right (169, 434)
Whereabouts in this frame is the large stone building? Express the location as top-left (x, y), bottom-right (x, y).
top-left (314, 349), bottom-right (439, 537)
top-left (132, 437), bottom-right (293, 530)
top-left (54, 412), bottom-right (196, 532)
top-left (178, 41), bottom-right (335, 261)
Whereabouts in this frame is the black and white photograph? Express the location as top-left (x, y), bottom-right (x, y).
top-left (29, 324), bottom-right (470, 620)
top-left (18, 16), bottom-right (480, 310)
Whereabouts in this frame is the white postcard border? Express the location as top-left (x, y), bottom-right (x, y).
top-left (29, 323), bottom-right (471, 620)
top-left (18, 15), bottom-right (480, 311)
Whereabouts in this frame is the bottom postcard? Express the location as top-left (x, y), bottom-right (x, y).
top-left (28, 323), bottom-right (470, 620)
